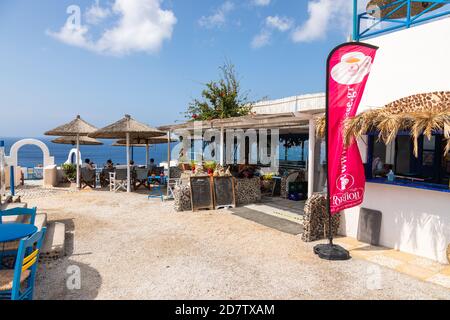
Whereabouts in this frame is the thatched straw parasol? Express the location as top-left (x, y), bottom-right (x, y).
top-left (45, 115), bottom-right (98, 188)
top-left (113, 135), bottom-right (177, 168)
top-left (367, 0), bottom-right (445, 19)
top-left (52, 136), bottom-right (103, 146)
top-left (89, 115), bottom-right (164, 192)
top-left (317, 91), bottom-right (450, 157)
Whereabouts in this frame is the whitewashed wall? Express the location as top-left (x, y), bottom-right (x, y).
top-left (341, 18), bottom-right (450, 264)
top-left (361, 17), bottom-right (450, 111)
top-left (341, 184), bottom-right (450, 264)
top-left (252, 93), bottom-right (325, 114)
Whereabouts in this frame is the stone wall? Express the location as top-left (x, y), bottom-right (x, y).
top-left (173, 177), bottom-right (261, 212)
top-left (235, 177), bottom-right (261, 206)
top-left (173, 184), bottom-right (192, 212)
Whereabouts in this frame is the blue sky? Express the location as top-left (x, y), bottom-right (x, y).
top-left (0, 0), bottom-right (353, 136)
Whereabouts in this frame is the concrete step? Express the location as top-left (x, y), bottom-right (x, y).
top-left (34, 213), bottom-right (48, 231)
top-left (40, 222), bottom-right (66, 262)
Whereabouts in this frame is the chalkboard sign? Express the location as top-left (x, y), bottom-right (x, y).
top-left (190, 176), bottom-right (214, 211)
top-left (213, 177), bottom-right (236, 210)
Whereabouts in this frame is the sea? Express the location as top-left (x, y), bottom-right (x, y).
top-left (1, 137), bottom-right (174, 168)
top-left (0, 137), bottom-right (314, 169)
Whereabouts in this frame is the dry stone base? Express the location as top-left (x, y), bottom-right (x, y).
top-left (173, 184), bottom-right (192, 212)
top-left (235, 177), bottom-right (261, 206)
top-left (302, 193), bottom-right (340, 242)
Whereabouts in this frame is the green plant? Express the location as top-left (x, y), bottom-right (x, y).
top-left (61, 163), bottom-right (76, 182)
top-left (204, 161), bottom-right (217, 170)
top-left (186, 62), bottom-right (253, 121)
top-left (262, 173), bottom-right (275, 181)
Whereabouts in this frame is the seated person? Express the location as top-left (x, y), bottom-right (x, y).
top-left (372, 157), bottom-right (386, 177)
top-left (148, 158), bottom-right (157, 173)
top-left (104, 159), bottom-right (114, 170)
top-left (84, 158), bottom-right (95, 170)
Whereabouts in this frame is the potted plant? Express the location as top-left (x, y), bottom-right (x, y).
top-left (261, 173), bottom-right (275, 193)
top-left (204, 161), bottom-right (217, 176)
top-left (61, 163), bottom-right (76, 185)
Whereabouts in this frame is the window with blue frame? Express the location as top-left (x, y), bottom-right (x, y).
top-left (367, 133), bottom-right (450, 189)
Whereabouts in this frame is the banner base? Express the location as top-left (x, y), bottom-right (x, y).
top-left (314, 243), bottom-right (351, 261)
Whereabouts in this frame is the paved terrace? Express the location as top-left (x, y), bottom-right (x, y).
top-left (21, 189), bottom-right (450, 300)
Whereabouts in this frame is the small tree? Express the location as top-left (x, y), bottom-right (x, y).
top-left (186, 62), bottom-right (252, 121)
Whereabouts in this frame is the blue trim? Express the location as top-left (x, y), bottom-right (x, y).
top-left (355, 0), bottom-right (450, 41)
top-left (10, 166), bottom-right (15, 196)
top-left (368, 178), bottom-right (450, 193)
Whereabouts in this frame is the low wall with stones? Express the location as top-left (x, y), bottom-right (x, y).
top-left (235, 177), bottom-right (261, 206)
top-left (173, 177), bottom-right (261, 212)
top-left (302, 193), bottom-right (340, 242)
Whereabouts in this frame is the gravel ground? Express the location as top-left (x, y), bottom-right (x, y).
top-left (25, 190), bottom-right (450, 300)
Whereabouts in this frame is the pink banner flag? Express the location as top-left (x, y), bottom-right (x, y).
top-left (327, 43), bottom-right (378, 214)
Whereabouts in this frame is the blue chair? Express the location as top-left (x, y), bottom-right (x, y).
top-left (0, 207), bottom-right (38, 266)
top-left (148, 176), bottom-right (165, 201)
top-left (0, 228), bottom-right (47, 300)
top-left (0, 207), bottom-right (37, 225)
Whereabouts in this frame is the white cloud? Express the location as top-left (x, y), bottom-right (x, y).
top-left (251, 15), bottom-right (293, 49)
top-left (252, 0), bottom-right (271, 6)
top-left (47, 0), bottom-right (177, 56)
top-left (292, 0), bottom-right (352, 43)
top-left (251, 30), bottom-right (271, 48)
top-left (198, 1), bottom-right (235, 29)
top-left (266, 16), bottom-right (293, 32)
top-left (85, 0), bottom-right (111, 25)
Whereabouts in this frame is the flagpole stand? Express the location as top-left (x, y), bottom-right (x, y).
top-left (313, 197), bottom-right (351, 261)
top-left (314, 243), bottom-right (350, 261)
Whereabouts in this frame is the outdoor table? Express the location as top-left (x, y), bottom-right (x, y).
top-left (0, 223), bottom-right (37, 269)
top-left (0, 223), bottom-right (37, 243)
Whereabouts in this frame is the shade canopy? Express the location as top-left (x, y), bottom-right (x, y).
top-left (113, 135), bottom-right (177, 147)
top-left (45, 115), bottom-right (98, 136)
top-left (158, 112), bottom-right (312, 132)
top-left (89, 114), bottom-right (164, 139)
top-left (317, 91), bottom-right (450, 156)
top-left (51, 136), bottom-right (103, 146)
top-left (367, 0), bottom-right (445, 19)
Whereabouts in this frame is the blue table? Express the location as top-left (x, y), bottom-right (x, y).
top-left (0, 224), bottom-right (37, 243)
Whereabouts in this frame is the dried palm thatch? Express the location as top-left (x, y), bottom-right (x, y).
top-left (348, 92), bottom-right (449, 157)
top-left (89, 114), bottom-right (164, 139)
top-left (45, 115), bottom-right (98, 136)
top-left (52, 136), bottom-right (103, 146)
top-left (366, 0), bottom-right (445, 19)
top-left (316, 92), bottom-right (450, 157)
top-left (316, 115), bottom-right (326, 139)
top-left (113, 135), bottom-right (177, 146)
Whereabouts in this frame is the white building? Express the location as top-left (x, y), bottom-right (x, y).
top-left (251, 15), bottom-right (450, 264)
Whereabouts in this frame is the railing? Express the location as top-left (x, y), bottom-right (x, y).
top-left (354, 0), bottom-right (450, 40)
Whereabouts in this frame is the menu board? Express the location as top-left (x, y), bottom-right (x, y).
top-left (213, 176), bottom-right (236, 209)
top-left (190, 176), bottom-right (214, 211)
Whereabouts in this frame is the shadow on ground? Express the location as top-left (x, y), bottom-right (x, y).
top-left (231, 207), bottom-right (303, 235)
top-left (36, 217), bottom-right (102, 300)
